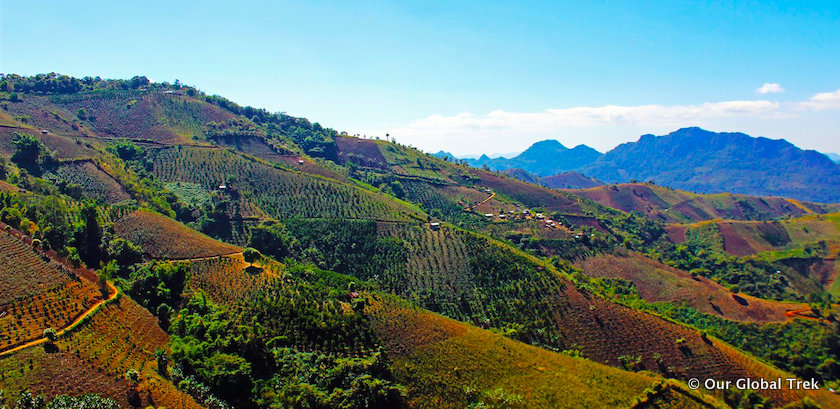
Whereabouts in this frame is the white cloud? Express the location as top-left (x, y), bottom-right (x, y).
top-left (366, 89), bottom-right (840, 156)
top-left (756, 82), bottom-right (785, 94)
top-left (797, 88), bottom-right (840, 110)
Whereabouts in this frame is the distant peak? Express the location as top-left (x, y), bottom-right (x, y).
top-left (527, 139), bottom-right (567, 151)
top-left (570, 144), bottom-right (601, 154)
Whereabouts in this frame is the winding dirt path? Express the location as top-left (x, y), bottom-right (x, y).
top-left (0, 281), bottom-right (118, 357)
top-left (466, 191), bottom-right (496, 211)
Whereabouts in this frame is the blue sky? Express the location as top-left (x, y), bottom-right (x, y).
top-left (2, 0), bottom-right (839, 155)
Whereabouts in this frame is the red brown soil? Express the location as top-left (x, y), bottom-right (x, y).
top-left (665, 224), bottom-right (688, 244)
top-left (335, 136), bottom-right (389, 168)
top-left (115, 210), bottom-right (241, 259)
top-left (546, 280), bottom-right (834, 407)
top-left (475, 170), bottom-right (585, 213)
top-left (716, 222), bottom-right (756, 256)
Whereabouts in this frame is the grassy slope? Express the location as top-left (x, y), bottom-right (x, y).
top-left (576, 252), bottom-right (804, 322)
top-left (114, 209), bottom-right (241, 259)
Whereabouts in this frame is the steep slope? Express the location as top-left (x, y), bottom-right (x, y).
top-left (114, 210), bottom-right (242, 259)
top-left (578, 127), bottom-right (840, 203)
top-left (0, 226), bottom-right (101, 351)
top-left (149, 145), bottom-right (422, 221)
top-left (367, 296), bottom-right (671, 409)
top-left (3, 91), bottom-right (236, 145)
top-left (0, 296), bottom-right (205, 409)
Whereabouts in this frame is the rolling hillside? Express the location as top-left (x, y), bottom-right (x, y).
top-left (575, 251), bottom-right (804, 322)
top-left (567, 183), bottom-right (839, 223)
top-left (1, 74), bottom-right (839, 408)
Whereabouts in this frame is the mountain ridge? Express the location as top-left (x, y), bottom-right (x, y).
top-left (444, 127), bottom-right (840, 203)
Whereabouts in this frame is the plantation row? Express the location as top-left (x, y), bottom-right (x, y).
top-left (56, 296), bottom-right (205, 409)
top-left (54, 161), bottom-right (131, 204)
top-left (60, 297), bottom-right (167, 378)
top-left (0, 231), bottom-right (81, 302)
top-left (0, 348), bottom-right (134, 406)
top-left (0, 283), bottom-right (96, 350)
top-left (114, 210), bottom-right (241, 260)
top-left (150, 146), bottom-right (417, 221)
top-left (290, 219), bottom-right (569, 347)
top-left (186, 254), bottom-right (285, 307)
top-left (377, 223), bottom-right (474, 296)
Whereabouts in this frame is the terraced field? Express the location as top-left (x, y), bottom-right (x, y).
top-left (185, 253), bottom-right (285, 307)
top-left (114, 210), bottom-right (241, 259)
top-left (149, 146), bottom-right (420, 221)
top-left (0, 296), bottom-right (204, 408)
top-left (0, 230), bottom-right (100, 350)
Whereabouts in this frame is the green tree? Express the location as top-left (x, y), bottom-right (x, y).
top-left (242, 247), bottom-right (261, 267)
top-left (10, 133), bottom-right (49, 174)
top-left (45, 394), bottom-right (119, 409)
top-left (15, 391), bottom-right (45, 409)
top-left (107, 138), bottom-right (143, 161)
top-left (106, 238), bottom-right (142, 268)
top-left (43, 328), bottom-right (57, 342)
top-left (74, 203), bottom-right (102, 267)
top-left (247, 220), bottom-right (297, 260)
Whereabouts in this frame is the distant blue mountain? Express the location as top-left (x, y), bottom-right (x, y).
top-left (578, 127), bottom-right (840, 203)
top-left (826, 152), bottom-right (840, 163)
top-left (448, 140), bottom-right (602, 176)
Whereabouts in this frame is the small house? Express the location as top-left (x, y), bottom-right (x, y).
top-left (499, 214), bottom-right (507, 219)
top-left (218, 184), bottom-right (227, 190)
top-left (535, 213), bottom-right (544, 219)
top-left (430, 222), bottom-right (441, 230)
top-left (298, 159), bottom-right (305, 164)
top-left (40, 129), bottom-right (49, 135)
top-left (484, 213), bottom-right (494, 218)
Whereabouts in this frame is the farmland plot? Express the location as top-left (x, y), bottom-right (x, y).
top-left (0, 232), bottom-right (99, 350)
top-left (150, 146), bottom-right (419, 221)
